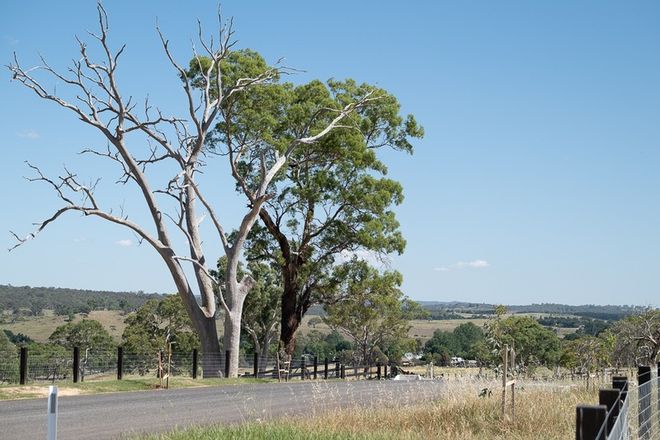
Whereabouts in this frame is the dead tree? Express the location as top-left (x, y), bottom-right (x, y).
top-left (8, 4), bottom-right (372, 376)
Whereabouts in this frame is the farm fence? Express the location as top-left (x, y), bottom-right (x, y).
top-left (0, 345), bottom-right (392, 385)
top-left (576, 363), bottom-right (660, 440)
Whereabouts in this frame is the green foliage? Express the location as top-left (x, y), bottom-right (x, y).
top-left (214, 257), bottom-right (281, 359)
top-left (419, 301), bottom-right (644, 322)
top-left (485, 314), bottom-right (562, 368)
top-left (49, 319), bottom-right (114, 351)
top-left (424, 323), bottom-right (486, 363)
top-left (323, 260), bottom-right (417, 365)
top-left (3, 329), bottom-right (32, 345)
top-left (560, 335), bottom-right (611, 373)
top-left (0, 284), bottom-right (163, 317)
top-left (201, 49), bottom-right (424, 355)
top-left (609, 309), bottom-right (660, 366)
top-left (48, 319), bottom-right (115, 377)
top-left (122, 296), bottom-right (200, 356)
top-left (0, 331), bottom-right (18, 382)
top-left (296, 330), bottom-right (352, 360)
top-left (27, 342), bottom-right (70, 381)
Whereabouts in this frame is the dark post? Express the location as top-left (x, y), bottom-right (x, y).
top-left (384, 364), bottom-right (388, 379)
top-left (341, 364), bottom-right (346, 379)
top-left (313, 356), bottom-right (318, 380)
top-left (612, 376), bottom-right (628, 392)
top-left (19, 346), bottom-right (27, 385)
top-left (301, 357), bottom-right (306, 380)
top-left (575, 404), bottom-right (607, 440)
top-left (72, 347), bottom-right (80, 383)
top-left (158, 350), bottom-right (163, 379)
top-left (117, 346), bottom-right (123, 380)
top-left (253, 352), bottom-right (259, 378)
top-left (335, 360), bottom-right (340, 378)
top-left (377, 363), bottom-right (382, 380)
top-left (324, 357), bottom-right (329, 380)
top-left (224, 350), bottom-right (231, 378)
top-left (599, 389), bottom-right (620, 435)
top-left (638, 366), bottom-right (652, 440)
top-left (192, 349), bottom-right (198, 379)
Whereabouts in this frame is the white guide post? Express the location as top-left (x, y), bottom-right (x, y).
top-left (47, 385), bottom-right (58, 440)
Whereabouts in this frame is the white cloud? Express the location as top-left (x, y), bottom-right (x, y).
top-left (116, 239), bottom-right (133, 247)
top-left (434, 259), bottom-right (490, 272)
top-left (4, 36), bottom-right (19, 46)
top-left (17, 129), bottom-right (40, 140)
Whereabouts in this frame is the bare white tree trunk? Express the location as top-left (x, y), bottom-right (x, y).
top-left (8, 4), bottom-right (378, 378)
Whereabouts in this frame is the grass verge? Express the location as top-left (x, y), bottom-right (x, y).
top-left (140, 381), bottom-right (597, 440)
top-left (0, 376), bottom-right (273, 400)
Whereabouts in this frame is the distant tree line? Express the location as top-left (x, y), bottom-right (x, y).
top-left (419, 301), bottom-right (643, 322)
top-left (0, 285), bottom-right (164, 317)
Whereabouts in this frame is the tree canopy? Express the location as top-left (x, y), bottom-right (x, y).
top-left (323, 260), bottom-right (419, 366)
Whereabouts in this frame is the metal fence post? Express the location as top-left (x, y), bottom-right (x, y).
top-left (158, 350), bottom-right (163, 379)
top-left (638, 366), bottom-right (652, 440)
top-left (72, 347), bottom-right (80, 383)
top-left (19, 346), bottom-right (27, 385)
top-left (313, 356), bottom-right (318, 380)
top-left (117, 346), bottom-right (123, 380)
top-left (324, 357), bottom-right (329, 379)
top-left (224, 350), bottom-right (231, 378)
top-left (253, 352), bottom-right (259, 378)
top-left (575, 404), bottom-right (607, 440)
top-left (192, 349), bottom-right (198, 379)
top-left (377, 363), bottom-right (382, 380)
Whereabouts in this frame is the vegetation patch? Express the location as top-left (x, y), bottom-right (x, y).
top-left (139, 381), bottom-right (596, 440)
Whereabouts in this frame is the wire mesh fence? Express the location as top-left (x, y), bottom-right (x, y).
top-left (576, 365), bottom-right (660, 440)
top-left (4, 345), bottom-right (398, 385)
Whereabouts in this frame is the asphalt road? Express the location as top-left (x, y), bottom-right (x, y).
top-left (0, 379), bottom-right (444, 439)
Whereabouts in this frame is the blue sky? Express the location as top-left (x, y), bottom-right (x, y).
top-left (1, 1), bottom-right (659, 306)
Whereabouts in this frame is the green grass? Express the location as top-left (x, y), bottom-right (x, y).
top-left (0, 376), bottom-right (274, 400)
top-left (139, 423), bottom-right (394, 440)
top-left (0, 390), bottom-right (41, 400)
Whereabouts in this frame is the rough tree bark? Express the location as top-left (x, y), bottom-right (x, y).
top-left (8, 4), bottom-right (372, 377)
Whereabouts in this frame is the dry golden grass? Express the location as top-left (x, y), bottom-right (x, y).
top-left (407, 319), bottom-right (489, 340)
top-left (287, 380), bottom-right (597, 440)
top-left (144, 379), bottom-right (598, 439)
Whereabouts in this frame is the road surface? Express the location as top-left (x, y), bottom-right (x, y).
top-left (0, 379), bottom-right (444, 439)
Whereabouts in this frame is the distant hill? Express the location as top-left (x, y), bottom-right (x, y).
top-left (0, 284), bottom-right (164, 316)
top-left (0, 283), bottom-right (650, 323)
top-left (417, 301), bottom-right (648, 321)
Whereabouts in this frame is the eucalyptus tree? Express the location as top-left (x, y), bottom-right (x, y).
top-left (8, 4), bottom-right (374, 376)
top-left (243, 82), bottom-right (423, 356)
top-left (610, 309), bottom-right (660, 365)
top-left (323, 259), bottom-right (418, 366)
top-left (213, 257), bottom-right (281, 368)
